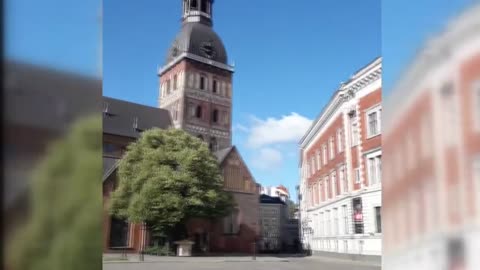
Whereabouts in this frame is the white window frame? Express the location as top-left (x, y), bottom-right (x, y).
top-left (319, 181), bottom-right (324, 202)
top-left (366, 105), bottom-right (381, 138)
top-left (339, 165), bottom-right (347, 193)
top-left (374, 206), bottom-right (382, 233)
top-left (325, 176), bottom-right (329, 200)
top-left (331, 171), bottom-right (337, 197)
top-left (337, 128), bottom-right (343, 153)
top-left (354, 168), bottom-right (361, 184)
top-left (329, 136), bottom-right (335, 160)
top-left (367, 151), bottom-right (382, 185)
top-left (322, 144), bottom-right (327, 165)
top-left (342, 205), bottom-right (348, 234)
top-left (333, 208), bottom-right (339, 236)
top-left (474, 80), bottom-right (480, 131)
top-left (316, 150), bottom-right (321, 170)
top-left (350, 115), bottom-right (359, 146)
top-left (474, 156), bottom-right (480, 213)
top-left (311, 157), bottom-right (316, 175)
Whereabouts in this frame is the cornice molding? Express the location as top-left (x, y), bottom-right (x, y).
top-left (159, 52), bottom-right (235, 75)
top-left (300, 64), bottom-right (382, 150)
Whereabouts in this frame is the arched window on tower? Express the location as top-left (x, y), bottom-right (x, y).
top-left (209, 137), bottom-right (218, 152)
top-left (212, 79), bottom-right (218, 93)
top-left (195, 106), bottom-right (203, 118)
top-left (191, 0), bottom-right (198, 10)
top-left (200, 76), bottom-right (206, 90)
top-left (212, 109), bottom-right (219, 123)
top-left (201, 0), bottom-right (207, 12)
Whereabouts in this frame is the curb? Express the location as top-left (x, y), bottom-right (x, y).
top-left (103, 259), bottom-right (290, 264)
top-left (308, 256), bottom-right (381, 267)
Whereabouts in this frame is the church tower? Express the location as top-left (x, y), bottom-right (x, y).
top-left (159, 0), bottom-right (234, 152)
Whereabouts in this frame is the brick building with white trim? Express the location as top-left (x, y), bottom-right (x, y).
top-left (298, 57), bottom-right (382, 259)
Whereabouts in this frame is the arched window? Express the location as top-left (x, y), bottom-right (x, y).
top-left (195, 106), bottom-right (203, 118)
top-left (173, 74), bottom-right (178, 90)
top-left (212, 109), bottom-right (219, 123)
top-left (197, 134), bottom-right (204, 141)
top-left (191, 0), bottom-right (198, 10)
top-left (200, 76), bottom-right (206, 90)
top-left (201, 0), bottom-right (207, 12)
top-left (166, 80), bottom-right (171, 95)
top-left (212, 80), bottom-right (217, 93)
top-left (209, 137), bottom-right (218, 151)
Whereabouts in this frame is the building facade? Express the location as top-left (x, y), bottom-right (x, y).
top-left (383, 5), bottom-right (480, 270)
top-left (259, 194), bottom-right (288, 251)
top-left (158, 0), bottom-right (260, 253)
top-left (298, 58), bottom-right (382, 258)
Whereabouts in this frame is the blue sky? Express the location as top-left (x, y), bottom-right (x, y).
top-left (5, 0), bottom-right (101, 76)
top-left (103, 0), bottom-right (381, 201)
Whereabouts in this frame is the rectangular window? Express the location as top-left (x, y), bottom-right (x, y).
top-left (173, 74), bottom-right (178, 90)
top-left (316, 150), bottom-right (321, 170)
top-left (353, 198), bottom-right (364, 234)
top-left (325, 176), bottom-right (330, 199)
top-left (320, 213), bottom-right (325, 236)
top-left (331, 171), bottom-right (337, 197)
top-left (351, 116), bottom-right (359, 146)
top-left (329, 136), bottom-right (335, 159)
top-left (375, 206), bottom-right (382, 233)
top-left (337, 128), bottom-right (343, 153)
top-left (319, 181), bottom-right (324, 202)
top-left (355, 168), bottom-right (361, 184)
top-left (339, 165), bottom-right (347, 193)
top-left (342, 205), bottom-right (348, 234)
top-left (333, 208), bottom-right (339, 235)
top-left (311, 157), bottom-right (316, 174)
top-left (441, 82), bottom-right (456, 144)
top-left (368, 155), bottom-right (382, 185)
top-left (308, 159), bottom-right (311, 176)
top-left (166, 80), bottom-right (171, 94)
top-left (367, 107), bottom-right (381, 137)
top-left (200, 76), bottom-right (206, 90)
top-left (322, 144), bottom-right (327, 165)
top-left (326, 210), bottom-right (331, 236)
top-left (213, 79), bottom-right (218, 93)
top-left (103, 143), bottom-right (122, 157)
top-left (474, 81), bottom-right (480, 131)
top-left (223, 209), bottom-right (239, 234)
top-left (474, 157), bottom-right (480, 208)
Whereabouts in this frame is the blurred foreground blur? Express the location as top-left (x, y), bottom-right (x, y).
top-left (383, 3), bottom-right (480, 270)
top-left (3, 61), bottom-right (102, 270)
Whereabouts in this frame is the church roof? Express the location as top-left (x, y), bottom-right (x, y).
top-left (103, 96), bottom-right (172, 139)
top-left (165, 22), bottom-right (228, 65)
top-left (213, 146), bottom-right (234, 164)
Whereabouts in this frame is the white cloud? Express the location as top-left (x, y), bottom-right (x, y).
top-left (233, 123), bottom-right (249, 133)
top-left (246, 113), bottom-right (313, 148)
top-left (251, 147), bottom-right (283, 171)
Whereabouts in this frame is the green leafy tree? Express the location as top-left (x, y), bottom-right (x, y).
top-left (109, 128), bottom-right (234, 240)
top-left (8, 116), bottom-right (102, 270)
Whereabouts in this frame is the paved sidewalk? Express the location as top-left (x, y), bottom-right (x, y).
top-left (103, 253), bottom-right (291, 264)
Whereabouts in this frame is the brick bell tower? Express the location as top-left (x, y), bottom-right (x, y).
top-left (159, 0), bottom-right (234, 152)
